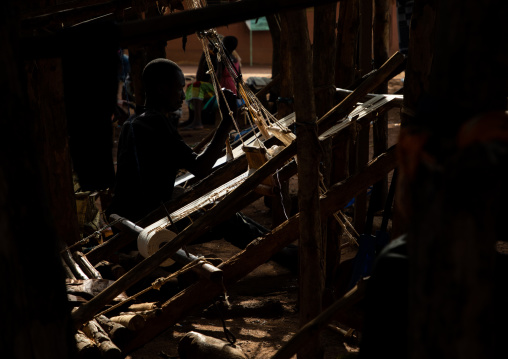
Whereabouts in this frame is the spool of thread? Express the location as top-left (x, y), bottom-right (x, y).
top-left (137, 228), bottom-right (177, 267)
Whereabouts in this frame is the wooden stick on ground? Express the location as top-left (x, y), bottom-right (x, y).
top-left (271, 279), bottom-right (368, 359)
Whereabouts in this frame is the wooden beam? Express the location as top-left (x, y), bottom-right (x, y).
top-left (21, 0), bottom-right (342, 59)
top-left (20, 0), bottom-right (125, 19)
top-left (21, 0), bottom-right (131, 32)
top-left (318, 51), bottom-right (405, 132)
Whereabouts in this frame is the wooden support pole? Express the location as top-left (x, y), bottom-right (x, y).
top-left (281, 7), bottom-right (323, 359)
top-left (335, 0), bottom-right (359, 88)
top-left (371, 0), bottom-right (391, 211)
top-left (313, 4), bottom-right (341, 299)
top-left (353, 0), bottom-right (373, 234)
top-left (359, 0), bottom-right (373, 77)
top-left (26, 57), bottom-right (81, 247)
top-left (123, 147), bottom-right (397, 352)
top-left (353, 116), bottom-right (371, 233)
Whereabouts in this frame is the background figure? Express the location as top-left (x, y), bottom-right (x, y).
top-left (182, 44), bottom-right (217, 129)
top-left (219, 35), bottom-right (241, 95)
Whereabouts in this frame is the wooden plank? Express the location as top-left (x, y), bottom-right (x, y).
top-left (318, 51), bottom-right (405, 132)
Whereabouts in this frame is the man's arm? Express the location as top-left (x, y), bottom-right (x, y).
top-left (186, 89), bottom-right (237, 178)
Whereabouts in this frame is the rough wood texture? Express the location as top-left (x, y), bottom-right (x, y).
top-left (96, 315), bottom-right (130, 347)
top-left (371, 0), bottom-right (391, 209)
top-left (26, 57), bottom-right (81, 247)
top-left (282, 7), bottom-right (324, 359)
top-left (63, 248), bottom-right (89, 280)
top-left (75, 330), bottom-right (99, 358)
top-left (83, 319), bottom-right (122, 359)
top-left (109, 314), bottom-right (145, 331)
top-left (123, 147), bottom-right (397, 352)
top-left (358, 0), bottom-right (373, 77)
top-left (74, 251), bottom-right (103, 279)
top-left (335, 0), bottom-right (359, 88)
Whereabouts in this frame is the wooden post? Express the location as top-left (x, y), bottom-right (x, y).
top-left (271, 13), bottom-right (294, 229)
top-left (313, 2), bottom-right (342, 306)
top-left (353, 0), bottom-right (373, 234)
top-left (26, 58), bottom-right (81, 247)
top-left (335, 0), bottom-right (359, 88)
top-left (281, 8), bottom-right (323, 359)
top-left (0, 2), bottom-right (76, 357)
top-left (371, 0), bottom-right (391, 210)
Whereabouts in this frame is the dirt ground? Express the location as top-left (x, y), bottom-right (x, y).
top-left (122, 73), bottom-right (404, 359)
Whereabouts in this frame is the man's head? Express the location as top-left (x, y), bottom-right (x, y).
top-left (142, 58), bottom-right (185, 113)
top-left (223, 36), bottom-right (238, 54)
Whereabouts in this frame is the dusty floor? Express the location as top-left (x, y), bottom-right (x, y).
top-left (116, 71), bottom-right (404, 359)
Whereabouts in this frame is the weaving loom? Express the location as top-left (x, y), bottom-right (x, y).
top-left (140, 0), bottom-right (402, 254)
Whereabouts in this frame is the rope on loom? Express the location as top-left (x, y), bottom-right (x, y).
top-left (199, 34), bottom-right (246, 147)
top-left (319, 176), bottom-right (359, 247)
top-left (186, 0), bottom-right (293, 155)
top-left (94, 256), bottom-right (230, 319)
top-left (63, 217), bottom-right (123, 253)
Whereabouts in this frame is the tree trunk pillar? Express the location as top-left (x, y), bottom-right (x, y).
top-left (282, 8), bottom-right (324, 359)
